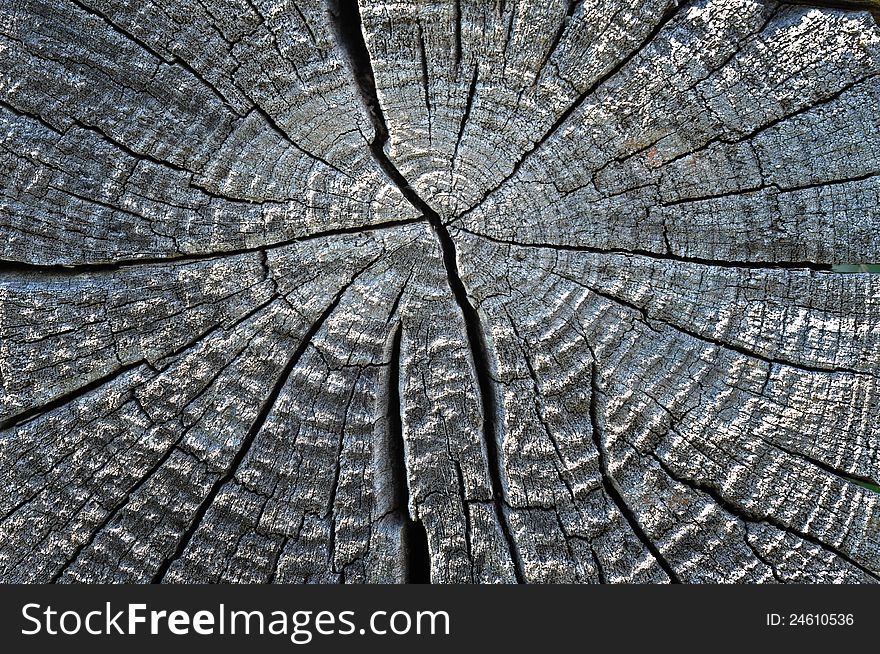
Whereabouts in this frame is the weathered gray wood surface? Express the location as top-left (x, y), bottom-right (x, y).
top-left (1, 0), bottom-right (878, 583)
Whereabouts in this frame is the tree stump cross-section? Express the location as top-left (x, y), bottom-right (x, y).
top-left (0, 0), bottom-right (879, 583)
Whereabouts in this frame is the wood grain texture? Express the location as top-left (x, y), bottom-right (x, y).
top-left (1, 0), bottom-right (878, 583)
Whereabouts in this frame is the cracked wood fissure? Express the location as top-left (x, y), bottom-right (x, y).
top-left (588, 362), bottom-right (682, 583)
top-left (1, 0), bottom-right (879, 584)
top-left (151, 260), bottom-right (380, 582)
top-left (387, 324), bottom-right (431, 583)
top-left (331, 0), bottom-right (526, 582)
top-left (456, 0), bottom-right (686, 224)
top-left (0, 218), bottom-right (424, 274)
top-left (68, 0), bottom-right (348, 177)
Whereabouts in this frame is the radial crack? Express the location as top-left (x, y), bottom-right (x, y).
top-left (386, 324), bottom-right (431, 583)
top-left (1, 360), bottom-right (147, 431)
top-left (754, 432), bottom-right (880, 491)
top-left (533, 0), bottom-right (582, 86)
top-left (0, 218), bottom-right (421, 274)
top-left (452, 63), bottom-right (479, 168)
top-left (544, 266), bottom-right (875, 379)
top-left (460, 227), bottom-right (839, 272)
top-left (648, 447), bottom-right (880, 581)
top-left (456, 0), bottom-right (685, 222)
top-left (67, 0), bottom-right (345, 175)
top-left (588, 360), bottom-right (682, 583)
top-left (150, 256), bottom-right (380, 582)
top-left (1, 292), bottom-right (281, 435)
top-left (330, 0), bottom-right (525, 582)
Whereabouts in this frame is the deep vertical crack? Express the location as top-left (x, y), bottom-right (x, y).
top-left (330, 0), bottom-right (525, 583)
top-left (533, 0), bottom-right (582, 85)
top-left (416, 20), bottom-right (433, 144)
top-left (454, 0), bottom-right (463, 69)
top-left (387, 325), bottom-right (431, 583)
top-left (453, 63), bottom-right (479, 166)
top-left (328, 0), bottom-right (389, 147)
top-left (428, 204), bottom-right (526, 585)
